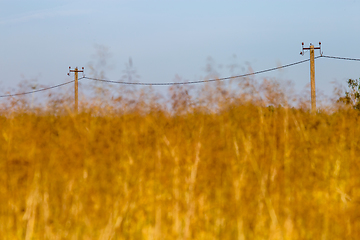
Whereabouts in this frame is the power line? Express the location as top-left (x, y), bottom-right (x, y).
top-left (321, 55), bottom-right (360, 61)
top-left (84, 57), bottom-right (319, 86)
top-left (1, 54), bottom-right (359, 98)
top-left (0, 79), bottom-right (76, 98)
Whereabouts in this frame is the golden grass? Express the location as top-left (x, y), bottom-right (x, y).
top-left (1, 81), bottom-right (360, 239)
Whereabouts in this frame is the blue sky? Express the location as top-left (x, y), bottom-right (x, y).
top-left (1, 0), bottom-right (360, 100)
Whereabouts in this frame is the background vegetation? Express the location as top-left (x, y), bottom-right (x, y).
top-left (0, 76), bottom-right (360, 240)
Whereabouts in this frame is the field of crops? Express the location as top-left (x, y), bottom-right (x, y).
top-left (1, 81), bottom-right (360, 239)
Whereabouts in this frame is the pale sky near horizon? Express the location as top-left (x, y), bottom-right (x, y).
top-left (1, 0), bottom-right (360, 101)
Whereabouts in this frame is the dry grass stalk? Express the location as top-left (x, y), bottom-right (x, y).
top-left (1, 78), bottom-right (360, 239)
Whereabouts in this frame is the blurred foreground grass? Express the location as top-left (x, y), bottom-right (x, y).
top-left (1, 81), bottom-right (360, 239)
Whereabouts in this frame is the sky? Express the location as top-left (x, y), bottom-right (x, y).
top-left (1, 0), bottom-right (360, 101)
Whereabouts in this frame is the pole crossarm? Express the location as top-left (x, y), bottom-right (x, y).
top-left (300, 42), bottom-right (322, 56)
top-left (68, 68), bottom-right (84, 74)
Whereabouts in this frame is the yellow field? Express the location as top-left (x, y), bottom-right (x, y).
top-left (1, 82), bottom-right (360, 239)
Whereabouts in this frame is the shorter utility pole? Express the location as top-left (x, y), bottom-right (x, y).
top-left (68, 67), bottom-right (84, 113)
top-left (301, 42), bottom-right (321, 114)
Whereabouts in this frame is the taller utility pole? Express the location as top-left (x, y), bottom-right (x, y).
top-left (301, 42), bottom-right (321, 114)
top-left (68, 67), bottom-right (84, 113)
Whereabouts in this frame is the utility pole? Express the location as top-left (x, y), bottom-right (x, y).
top-left (68, 67), bottom-right (84, 113)
top-left (301, 42), bottom-right (322, 114)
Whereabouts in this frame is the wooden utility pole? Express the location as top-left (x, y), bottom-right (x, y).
top-left (68, 67), bottom-right (84, 113)
top-left (310, 45), bottom-right (316, 113)
top-left (301, 42), bottom-right (321, 113)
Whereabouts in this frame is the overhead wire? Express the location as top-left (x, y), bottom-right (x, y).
top-left (0, 79), bottom-right (76, 98)
top-left (0, 55), bottom-right (359, 97)
top-left (320, 55), bottom-right (360, 62)
top-left (83, 57), bottom-right (319, 86)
